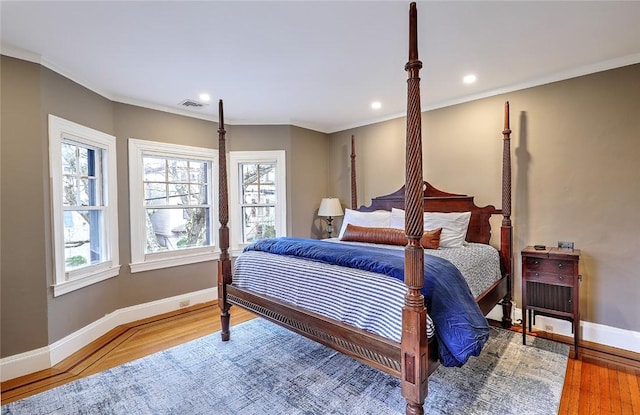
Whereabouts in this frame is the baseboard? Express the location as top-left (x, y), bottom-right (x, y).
top-left (486, 303), bottom-right (640, 354)
top-left (0, 287), bottom-right (217, 382)
top-left (4, 295), bottom-right (636, 382)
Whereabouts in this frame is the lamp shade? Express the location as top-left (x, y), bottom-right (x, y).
top-left (318, 198), bottom-right (343, 217)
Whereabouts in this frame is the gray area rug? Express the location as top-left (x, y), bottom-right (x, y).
top-left (2, 318), bottom-right (568, 415)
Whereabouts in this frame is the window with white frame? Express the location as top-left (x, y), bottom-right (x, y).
top-left (128, 139), bottom-right (218, 273)
top-left (229, 151), bottom-right (286, 254)
top-left (48, 115), bottom-right (120, 296)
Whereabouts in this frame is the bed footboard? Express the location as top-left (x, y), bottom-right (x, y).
top-left (216, 4), bottom-right (512, 415)
top-left (229, 297), bottom-right (400, 374)
top-left (227, 285), bottom-right (442, 377)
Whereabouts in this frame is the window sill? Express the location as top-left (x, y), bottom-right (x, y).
top-left (130, 250), bottom-right (220, 273)
top-left (230, 247), bottom-right (246, 257)
top-left (52, 265), bottom-right (121, 297)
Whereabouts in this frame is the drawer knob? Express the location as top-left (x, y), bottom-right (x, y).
top-left (533, 260), bottom-right (540, 266)
top-left (559, 275), bottom-right (564, 281)
top-left (534, 272), bottom-right (540, 277)
top-left (558, 263), bottom-right (564, 269)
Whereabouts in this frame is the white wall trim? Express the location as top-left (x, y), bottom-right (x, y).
top-left (3, 296), bottom-right (637, 382)
top-left (228, 150), bottom-right (287, 251)
top-left (0, 346), bottom-right (52, 384)
top-left (0, 287), bottom-right (217, 382)
top-left (48, 115), bottom-right (121, 297)
top-left (127, 138), bottom-right (219, 272)
top-left (487, 304), bottom-right (640, 354)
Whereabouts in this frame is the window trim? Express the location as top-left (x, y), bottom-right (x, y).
top-left (48, 115), bottom-right (120, 297)
top-left (229, 150), bottom-right (287, 255)
top-left (128, 138), bottom-right (219, 273)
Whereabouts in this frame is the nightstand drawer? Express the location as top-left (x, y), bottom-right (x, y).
top-left (524, 257), bottom-right (573, 276)
top-left (524, 270), bottom-right (574, 287)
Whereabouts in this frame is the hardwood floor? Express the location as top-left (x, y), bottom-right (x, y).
top-left (497, 324), bottom-right (640, 415)
top-left (1, 302), bottom-right (255, 405)
top-left (2, 302), bottom-right (639, 414)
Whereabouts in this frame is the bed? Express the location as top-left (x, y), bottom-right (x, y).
top-left (216, 3), bottom-right (513, 414)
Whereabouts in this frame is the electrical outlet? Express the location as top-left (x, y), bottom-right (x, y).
top-left (179, 299), bottom-right (190, 308)
top-left (558, 241), bottom-right (574, 250)
top-left (544, 325), bottom-right (553, 332)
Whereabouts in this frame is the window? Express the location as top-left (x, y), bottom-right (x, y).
top-left (229, 151), bottom-right (286, 254)
top-left (129, 139), bottom-right (218, 272)
top-left (49, 115), bottom-right (120, 296)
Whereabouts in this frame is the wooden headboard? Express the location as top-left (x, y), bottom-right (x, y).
top-left (357, 181), bottom-right (499, 245)
top-left (349, 101), bottom-right (511, 249)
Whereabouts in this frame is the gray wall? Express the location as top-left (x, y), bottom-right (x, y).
top-left (39, 58), bottom-right (121, 346)
top-left (1, 57), bottom-right (50, 355)
top-left (112, 104), bottom-right (219, 313)
top-left (2, 54), bottom-right (637, 358)
top-left (224, 124), bottom-right (329, 239)
top-left (328, 64), bottom-right (640, 333)
top-left (290, 126), bottom-right (329, 239)
top-left (0, 56), bottom-right (329, 357)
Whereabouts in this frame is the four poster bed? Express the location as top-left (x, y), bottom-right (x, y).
top-left (216, 3), bottom-right (513, 414)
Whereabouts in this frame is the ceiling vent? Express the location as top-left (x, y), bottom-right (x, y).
top-left (178, 99), bottom-right (208, 109)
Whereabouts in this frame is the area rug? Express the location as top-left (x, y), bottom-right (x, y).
top-left (2, 318), bottom-right (568, 415)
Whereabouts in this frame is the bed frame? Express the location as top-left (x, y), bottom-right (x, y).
top-left (216, 4), bottom-right (513, 414)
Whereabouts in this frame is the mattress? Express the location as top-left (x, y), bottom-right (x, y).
top-left (232, 241), bottom-right (501, 343)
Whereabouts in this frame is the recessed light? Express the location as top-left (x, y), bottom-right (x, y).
top-left (199, 93), bottom-right (211, 102)
top-left (371, 101), bottom-right (382, 110)
top-left (463, 74), bottom-right (477, 84)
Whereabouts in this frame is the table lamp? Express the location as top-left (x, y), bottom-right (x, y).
top-left (318, 198), bottom-right (343, 238)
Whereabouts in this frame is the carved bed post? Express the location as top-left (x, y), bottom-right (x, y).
top-left (351, 135), bottom-right (357, 209)
top-left (401, 3), bottom-right (428, 415)
top-left (217, 99), bottom-right (232, 341)
top-left (500, 101), bottom-right (513, 328)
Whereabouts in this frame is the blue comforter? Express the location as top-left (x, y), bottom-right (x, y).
top-left (244, 237), bottom-right (489, 367)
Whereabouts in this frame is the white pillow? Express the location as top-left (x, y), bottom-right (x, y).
top-left (338, 209), bottom-right (392, 239)
top-left (390, 208), bottom-right (471, 248)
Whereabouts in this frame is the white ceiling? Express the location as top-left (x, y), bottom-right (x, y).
top-left (2, 1), bottom-right (640, 133)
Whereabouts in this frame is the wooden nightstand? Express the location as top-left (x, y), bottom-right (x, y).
top-left (521, 246), bottom-right (581, 358)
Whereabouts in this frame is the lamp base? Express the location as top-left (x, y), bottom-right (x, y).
top-left (326, 217), bottom-right (334, 238)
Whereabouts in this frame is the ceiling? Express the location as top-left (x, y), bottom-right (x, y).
top-left (2, 1), bottom-right (640, 133)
